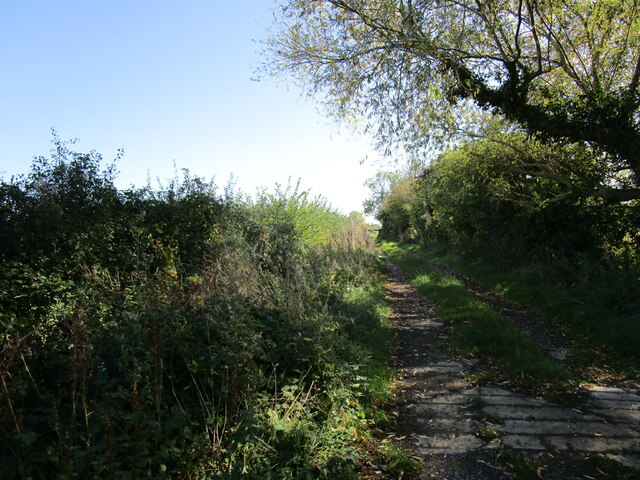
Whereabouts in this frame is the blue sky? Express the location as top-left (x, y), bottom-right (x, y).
top-left (0, 1), bottom-right (382, 216)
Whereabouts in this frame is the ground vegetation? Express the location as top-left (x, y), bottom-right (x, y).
top-left (0, 139), bottom-right (397, 479)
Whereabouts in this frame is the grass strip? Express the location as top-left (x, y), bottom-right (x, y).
top-left (380, 241), bottom-right (571, 390)
top-left (400, 242), bottom-right (640, 370)
top-left (338, 259), bottom-right (422, 476)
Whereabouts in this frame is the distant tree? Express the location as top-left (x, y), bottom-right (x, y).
top-left (267, 0), bottom-right (640, 202)
top-left (377, 176), bottom-right (426, 240)
top-left (362, 171), bottom-right (402, 218)
top-left (348, 210), bottom-right (366, 225)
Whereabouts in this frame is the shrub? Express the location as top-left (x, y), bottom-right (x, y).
top-left (0, 145), bottom-right (391, 479)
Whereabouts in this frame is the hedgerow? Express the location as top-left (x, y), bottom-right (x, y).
top-left (0, 140), bottom-right (394, 479)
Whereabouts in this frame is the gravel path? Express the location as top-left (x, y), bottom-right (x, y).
top-left (385, 260), bottom-right (640, 480)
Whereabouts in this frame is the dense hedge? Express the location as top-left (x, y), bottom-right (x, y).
top-left (0, 142), bottom-right (390, 479)
top-left (377, 134), bottom-right (639, 267)
top-left (372, 134), bottom-right (640, 317)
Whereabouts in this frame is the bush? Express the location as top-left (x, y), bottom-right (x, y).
top-left (0, 145), bottom-right (392, 479)
top-left (373, 133), bottom-right (639, 269)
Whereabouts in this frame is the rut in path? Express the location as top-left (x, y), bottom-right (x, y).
top-left (385, 260), bottom-right (640, 480)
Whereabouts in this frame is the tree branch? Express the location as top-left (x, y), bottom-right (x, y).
top-left (629, 51), bottom-right (640, 96)
top-left (597, 186), bottom-right (640, 204)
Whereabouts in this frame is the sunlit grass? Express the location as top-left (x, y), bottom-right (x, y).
top-left (381, 241), bottom-right (571, 390)
top-left (402, 242), bottom-right (640, 368)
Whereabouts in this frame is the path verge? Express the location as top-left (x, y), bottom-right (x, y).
top-left (384, 256), bottom-right (640, 479)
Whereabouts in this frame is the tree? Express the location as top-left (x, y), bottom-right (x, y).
top-left (420, 134), bottom-right (612, 256)
top-left (362, 171), bottom-right (402, 217)
top-left (348, 210), bottom-right (366, 224)
top-left (378, 175), bottom-right (427, 240)
top-left (267, 0), bottom-right (640, 201)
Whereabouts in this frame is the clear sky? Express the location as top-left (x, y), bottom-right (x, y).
top-left (0, 1), bottom-right (382, 216)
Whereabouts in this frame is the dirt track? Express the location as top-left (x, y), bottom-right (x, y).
top-left (385, 259), bottom-right (640, 479)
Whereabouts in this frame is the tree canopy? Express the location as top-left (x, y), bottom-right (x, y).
top-left (267, 0), bottom-right (640, 201)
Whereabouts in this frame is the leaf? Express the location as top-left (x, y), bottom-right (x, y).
top-left (16, 431), bottom-right (38, 446)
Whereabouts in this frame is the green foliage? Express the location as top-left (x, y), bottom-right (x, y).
top-left (0, 143), bottom-right (397, 479)
top-left (376, 176), bottom-right (425, 242)
top-left (420, 133), bottom-right (630, 260)
top-left (362, 171), bottom-right (403, 217)
top-left (363, 169), bottom-right (428, 242)
top-left (372, 132), bottom-right (640, 276)
top-left (347, 210), bottom-right (365, 225)
top-left (268, 0), bottom-right (640, 194)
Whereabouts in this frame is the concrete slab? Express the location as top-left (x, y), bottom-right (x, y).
top-left (409, 403), bottom-right (470, 416)
top-left (480, 394), bottom-right (543, 407)
top-left (460, 387), bottom-right (481, 396)
top-left (479, 386), bottom-right (515, 396)
top-left (501, 434), bottom-right (547, 450)
top-left (588, 386), bottom-right (638, 395)
top-left (414, 433), bottom-right (484, 454)
top-left (409, 366), bottom-right (466, 376)
top-left (482, 405), bottom-right (600, 422)
top-left (599, 409), bottom-right (640, 424)
top-left (589, 399), bottom-right (640, 411)
top-left (602, 454), bottom-right (640, 469)
top-left (416, 417), bottom-right (476, 434)
top-left (414, 392), bottom-right (478, 405)
top-left (548, 350), bottom-right (567, 361)
top-left (545, 436), bottom-right (640, 452)
top-left (424, 321), bottom-right (445, 328)
top-left (499, 419), bottom-right (639, 437)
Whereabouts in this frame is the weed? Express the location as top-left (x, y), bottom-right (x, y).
top-left (377, 443), bottom-right (423, 476)
top-left (497, 450), bottom-right (545, 480)
top-left (466, 370), bottom-right (500, 385)
top-left (475, 424), bottom-right (501, 440)
top-left (469, 397), bottom-right (487, 411)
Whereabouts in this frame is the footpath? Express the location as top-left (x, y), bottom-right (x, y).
top-left (385, 260), bottom-right (640, 480)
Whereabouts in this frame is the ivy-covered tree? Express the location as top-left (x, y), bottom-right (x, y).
top-left (267, 0), bottom-right (640, 201)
